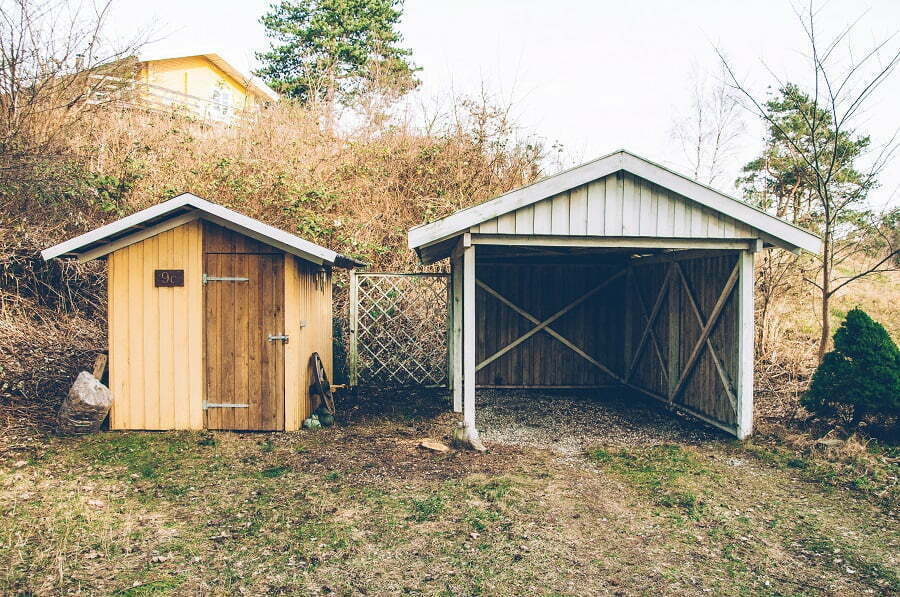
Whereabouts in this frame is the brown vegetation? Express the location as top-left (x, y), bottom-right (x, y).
top-left (0, 97), bottom-right (543, 431)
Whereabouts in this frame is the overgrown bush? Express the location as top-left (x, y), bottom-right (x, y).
top-left (802, 307), bottom-right (900, 426)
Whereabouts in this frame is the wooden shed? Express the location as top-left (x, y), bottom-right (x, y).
top-left (42, 193), bottom-right (361, 431)
top-left (408, 150), bottom-right (820, 439)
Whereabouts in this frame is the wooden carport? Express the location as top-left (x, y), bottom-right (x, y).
top-left (408, 150), bottom-right (820, 440)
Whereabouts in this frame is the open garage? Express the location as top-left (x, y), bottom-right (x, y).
top-left (408, 150), bottom-right (820, 440)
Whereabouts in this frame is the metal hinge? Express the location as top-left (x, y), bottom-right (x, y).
top-left (203, 273), bottom-right (250, 284)
top-left (203, 401), bottom-right (250, 409)
top-left (267, 334), bottom-right (289, 343)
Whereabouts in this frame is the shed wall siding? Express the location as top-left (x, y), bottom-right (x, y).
top-left (628, 252), bottom-right (741, 430)
top-left (470, 171), bottom-right (756, 240)
top-left (285, 257), bottom-right (333, 429)
top-left (475, 263), bottom-right (627, 387)
top-left (108, 220), bottom-right (204, 430)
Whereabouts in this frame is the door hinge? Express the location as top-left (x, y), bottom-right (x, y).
top-left (204, 401), bottom-right (250, 409)
top-left (203, 273), bottom-right (250, 284)
top-left (267, 334), bottom-right (289, 343)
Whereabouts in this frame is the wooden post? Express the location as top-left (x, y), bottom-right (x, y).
top-left (462, 236), bottom-right (477, 432)
top-left (348, 268), bottom-right (359, 387)
top-left (450, 249), bottom-right (464, 413)
top-left (666, 261), bottom-right (680, 402)
top-left (736, 249), bottom-right (755, 439)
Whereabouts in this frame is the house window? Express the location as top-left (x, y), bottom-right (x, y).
top-left (207, 82), bottom-right (233, 122)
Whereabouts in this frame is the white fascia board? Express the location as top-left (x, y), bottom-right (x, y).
top-left (408, 151), bottom-right (627, 249)
top-left (41, 195), bottom-right (194, 261)
top-left (42, 193), bottom-right (339, 265)
top-left (183, 194), bottom-right (337, 263)
top-left (619, 153), bottom-right (821, 254)
top-left (408, 149), bottom-right (822, 255)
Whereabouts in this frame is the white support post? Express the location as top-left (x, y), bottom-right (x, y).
top-left (348, 269), bottom-right (359, 387)
top-left (450, 251), bottom-right (463, 413)
top-left (736, 249), bottom-right (755, 439)
top-left (462, 237), bottom-right (477, 433)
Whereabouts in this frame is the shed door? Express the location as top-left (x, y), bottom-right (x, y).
top-left (204, 253), bottom-right (285, 430)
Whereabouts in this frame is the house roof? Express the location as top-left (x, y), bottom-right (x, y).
top-left (139, 52), bottom-right (280, 102)
top-left (408, 149), bottom-right (822, 258)
top-left (41, 193), bottom-right (363, 268)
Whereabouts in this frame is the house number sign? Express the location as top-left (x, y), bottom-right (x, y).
top-left (154, 269), bottom-right (184, 287)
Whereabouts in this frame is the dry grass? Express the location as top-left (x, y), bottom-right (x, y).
top-left (1, 392), bottom-right (898, 596)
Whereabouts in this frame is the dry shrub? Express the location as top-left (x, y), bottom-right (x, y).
top-left (0, 94), bottom-right (543, 431)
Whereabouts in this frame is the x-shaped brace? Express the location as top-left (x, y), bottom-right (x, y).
top-left (475, 269), bottom-right (628, 384)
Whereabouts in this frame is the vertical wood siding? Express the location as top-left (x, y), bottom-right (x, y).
top-left (475, 263), bottom-right (627, 387)
top-left (108, 220), bottom-right (334, 431)
top-left (471, 171), bottom-right (756, 240)
top-left (108, 220), bottom-right (204, 430)
top-left (285, 257), bottom-right (333, 429)
top-left (627, 252), bottom-right (740, 429)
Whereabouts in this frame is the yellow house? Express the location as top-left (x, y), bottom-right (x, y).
top-left (131, 53), bottom-right (279, 122)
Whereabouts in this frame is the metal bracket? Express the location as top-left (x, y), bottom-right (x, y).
top-left (267, 334), bottom-right (289, 343)
top-left (203, 274), bottom-right (250, 284)
top-left (203, 401), bottom-right (250, 409)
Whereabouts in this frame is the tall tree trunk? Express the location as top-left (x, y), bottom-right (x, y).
top-left (817, 235), bottom-right (832, 362)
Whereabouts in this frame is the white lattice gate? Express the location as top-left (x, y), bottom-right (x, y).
top-left (349, 272), bottom-right (450, 387)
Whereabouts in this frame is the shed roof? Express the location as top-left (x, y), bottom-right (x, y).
top-left (41, 193), bottom-right (363, 268)
top-left (408, 149), bottom-right (821, 260)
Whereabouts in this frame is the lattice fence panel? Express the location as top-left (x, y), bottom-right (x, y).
top-left (350, 272), bottom-right (449, 387)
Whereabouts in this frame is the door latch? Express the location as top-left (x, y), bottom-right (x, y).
top-left (267, 335), bottom-right (289, 343)
top-left (203, 273), bottom-right (250, 284)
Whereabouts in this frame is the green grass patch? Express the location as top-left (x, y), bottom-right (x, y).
top-left (587, 444), bottom-right (710, 518)
top-left (260, 465), bottom-right (290, 478)
top-left (407, 494), bottom-right (446, 522)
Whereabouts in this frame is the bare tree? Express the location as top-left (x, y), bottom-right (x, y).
top-left (0, 0), bottom-right (148, 172)
top-left (719, 1), bottom-right (900, 361)
top-left (670, 64), bottom-right (745, 187)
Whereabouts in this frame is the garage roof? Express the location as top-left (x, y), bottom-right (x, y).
top-left (408, 149), bottom-right (821, 261)
top-left (42, 193), bottom-right (363, 268)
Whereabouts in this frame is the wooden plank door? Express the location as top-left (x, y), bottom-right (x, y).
top-left (204, 253), bottom-right (285, 430)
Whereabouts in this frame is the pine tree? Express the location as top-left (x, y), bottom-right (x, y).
top-left (802, 307), bottom-right (900, 424)
top-left (255, 0), bottom-right (419, 105)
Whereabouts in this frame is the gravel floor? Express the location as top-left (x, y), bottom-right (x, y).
top-left (477, 388), bottom-right (721, 455)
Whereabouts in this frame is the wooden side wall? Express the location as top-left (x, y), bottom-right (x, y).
top-left (475, 263), bottom-right (627, 387)
top-left (628, 252), bottom-right (741, 430)
top-left (471, 171), bottom-right (757, 239)
top-left (285, 256), bottom-right (333, 429)
top-left (108, 220), bottom-right (204, 430)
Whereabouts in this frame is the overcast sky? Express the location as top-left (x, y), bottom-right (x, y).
top-left (112, 0), bottom-right (900, 208)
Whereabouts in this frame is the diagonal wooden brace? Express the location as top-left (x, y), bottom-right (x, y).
top-left (475, 268), bottom-right (628, 383)
top-left (670, 260), bottom-right (740, 402)
top-left (625, 265), bottom-right (671, 383)
top-left (675, 262), bottom-right (739, 414)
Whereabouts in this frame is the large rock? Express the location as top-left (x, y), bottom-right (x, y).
top-left (57, 371), bottom-right (112, 435)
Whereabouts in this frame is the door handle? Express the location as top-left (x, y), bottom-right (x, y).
top-left (267, 335), bottom-right (289, 343)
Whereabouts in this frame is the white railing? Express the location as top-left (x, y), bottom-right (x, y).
top-left (86, 75), bottom-right (258, 124)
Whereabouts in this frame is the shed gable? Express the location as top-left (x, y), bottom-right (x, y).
top-left (470, 171), bottom-right (756, 240)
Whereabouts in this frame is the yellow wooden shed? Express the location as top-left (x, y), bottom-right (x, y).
top-left (42, 194), bottom-right (361, 431)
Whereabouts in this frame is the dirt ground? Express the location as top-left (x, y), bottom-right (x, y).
top-left (1, 389), bottom-right (898, 596)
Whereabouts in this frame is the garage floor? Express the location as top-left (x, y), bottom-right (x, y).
top-left (477, 388), bottom-right (720, 455)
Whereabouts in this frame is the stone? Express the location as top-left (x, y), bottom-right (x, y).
top-left (418, 439), bottom-right (450, 453)
top-left (57, 371), bottom-right (112, 435)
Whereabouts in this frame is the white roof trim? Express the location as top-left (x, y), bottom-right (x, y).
top-left (41, 193), bottom-right (343, 265)
top-left (408, 149), bottom-right (822, 255)
top-left (138, 52), bottom-right (280, 102)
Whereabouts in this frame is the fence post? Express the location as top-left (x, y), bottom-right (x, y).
top-left (348, 269), bottom-right (359, 387)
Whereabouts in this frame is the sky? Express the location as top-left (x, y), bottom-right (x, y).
top-left (110, 0), bottom-right (900, 208)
